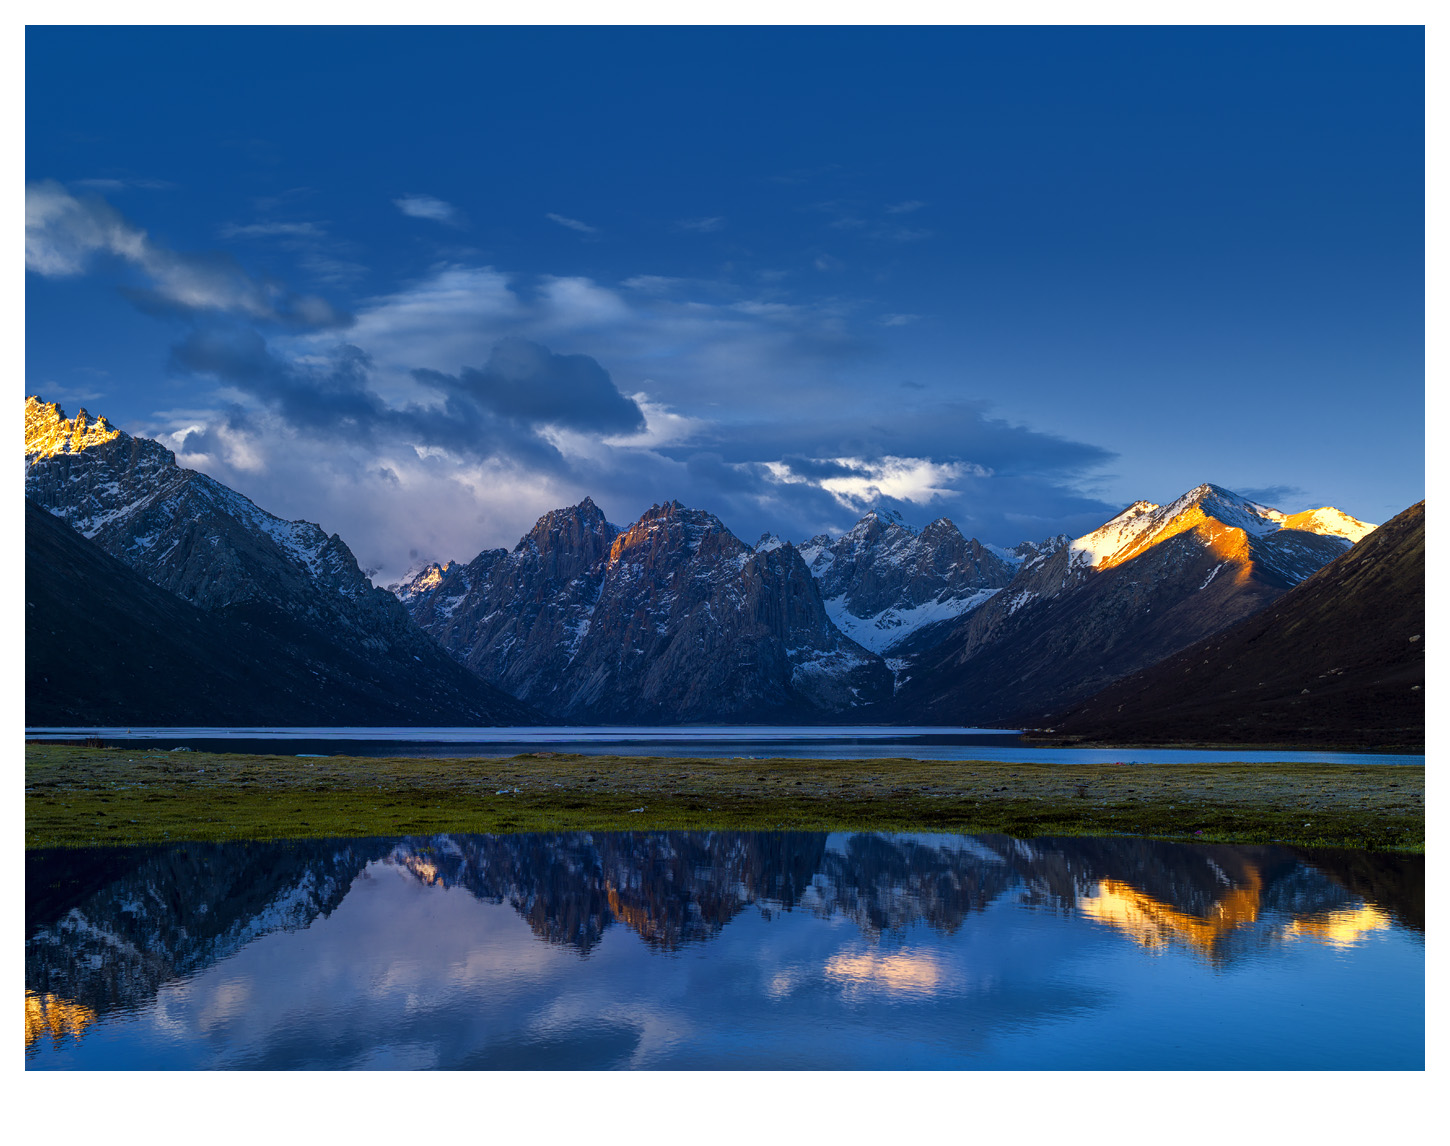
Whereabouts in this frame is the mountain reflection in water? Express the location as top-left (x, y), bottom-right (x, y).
top-left (25, 831), bottom-right (1424, 1069)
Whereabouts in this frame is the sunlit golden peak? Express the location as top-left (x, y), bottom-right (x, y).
top-left (1281, 507), bottom-right (1376, 543)
top-left (25, 394), bottom-right (124, 461)
top-left (1068, 482), bottom-right (1372, 572)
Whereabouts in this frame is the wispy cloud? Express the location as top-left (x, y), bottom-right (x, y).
top-left (674, 216), bottom-right (725, 233)
top-left (871, 225), bottom-right (933, 243)
top-left (546, 212), bottom-right (598, 234)
top-left (885, 200), bottom-right (925, 214)
top-left (394, 194), bottom-right (464, 227)
top-left (72, 176), bottom-right (175, 192)
top-left (220, 218), bottom-right (367, 285)
top-left (25, 181), bottom-right (349, 328)
top-left (878, 313), bottom-right (922, 327)
top-left (220, 221), bottom-right (329, 240)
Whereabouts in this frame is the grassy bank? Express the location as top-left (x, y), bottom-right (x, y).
top-left (24, 743), bottom-right (1424, 852)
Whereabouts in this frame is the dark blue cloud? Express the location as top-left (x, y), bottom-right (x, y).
top-left (169, 327), bottom-right (643, 473)
top-left (413, 339), bottom-right (645, 437)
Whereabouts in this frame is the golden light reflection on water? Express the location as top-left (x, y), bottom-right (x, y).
top-left (1079, 867), bottom-right (1264, 957)
top-left (824, 950), bottom-right (945, 995)
top-left (1280, 905), bottom-right (1392, 949)
top-left (24, 991), bottom-right (97, 1049)
top-left (605, 883), bottom-right (656, 941)
top-left (1079, 866), bottom-right (1393, 959)
top-left (401, 856), bottom-right (442, 886)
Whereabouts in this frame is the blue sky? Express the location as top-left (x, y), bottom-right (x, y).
top-left (25, 25), bottom-right (1424, 582)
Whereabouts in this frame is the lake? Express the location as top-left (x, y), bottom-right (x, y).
top-left (23, 725), bottom-right (1424, 766)
top-left (25, 830), bottom-right (1423, 1069)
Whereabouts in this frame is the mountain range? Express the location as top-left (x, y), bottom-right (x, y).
top-left (395, 498), bottom-right (891, 723)
top-left (25, 395), bottom-right (1419, 746)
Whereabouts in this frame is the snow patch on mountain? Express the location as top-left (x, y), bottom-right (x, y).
top-left (822, 588), bottom-right (1001, 654)
top-left (1069, 500), bottom-right (1161, 569)
top-left (1283, 506), bottom-right (1376, 544)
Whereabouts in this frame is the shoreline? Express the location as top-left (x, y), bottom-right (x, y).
top-left (25, 744), bottom-right (1424, 853)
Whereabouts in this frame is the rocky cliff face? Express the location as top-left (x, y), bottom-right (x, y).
top-left (891, 483), bottom-right (1373, 727)
top-left (25, 396), bottom-right (538, 725)
top-left (794, 508), bottom-right (1017, 655)
top-left (396, 499), bottom-right (893, 722)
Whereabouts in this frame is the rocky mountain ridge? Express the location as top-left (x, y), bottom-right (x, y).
top-left (25, 396), bottom-right (536, 725)
top-left (794, 507), bottom-right (1019, 655)
top-left (396, 497), bottom-right (892, 722)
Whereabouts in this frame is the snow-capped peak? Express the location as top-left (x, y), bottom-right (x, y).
top-left (1282, 506), bottom-right (1376, 544)
top-left (1068, 483), bottom-right (1375, 572)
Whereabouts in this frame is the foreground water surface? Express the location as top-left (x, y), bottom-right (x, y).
top-left (24, 725), bottom-right (1424, 766)
top-left (26, 830), bottom-right (1422, 1069)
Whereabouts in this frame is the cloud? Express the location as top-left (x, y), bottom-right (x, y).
top-left (546, 212), bottom-right (598, 234)
top-left (602, 393), bottom-right (708, 449)
top-left (674, 217), bottom-right (725, 233)
top-left (885, 200), bottom-right (925, 214)
top-left (220, 221), bottom-right (328, 240)
top-left (311, 263), bottom-right (865, 415)
top-left (170, 324), bottom-right (643, 476)
top-left (72, 176), bottom-right (176, 192)
top-left (879, 314), bottom-right (922, 327)
top-left (767, 455), bottom-right (981, 510)
top-left (394, 194), bottom-right (464, 226)
top-left (871, 225), bottom-right (933, 243)
top-left (220, 218), bottom-right (368, 286)
top-left (621, 275), bottom-right (686, 293)
top-left (26, 181), bottom-right (349, 329)
top-left (139, 245), bottom-right (1121, 574)
top-left (413, 339), bottom-right (645, 437)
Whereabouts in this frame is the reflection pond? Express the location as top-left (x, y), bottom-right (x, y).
top-left (26, 831), bottom-right (1423, 1069)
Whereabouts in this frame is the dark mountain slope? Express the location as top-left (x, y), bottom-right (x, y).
top-left (1047, 501), bottom-right (1425, 750)
top-left (26, 498), bottom-right (539, 727)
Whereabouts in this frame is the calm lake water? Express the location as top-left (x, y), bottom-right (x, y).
top-left (26, 831), bottom-right (1423, 1070)
top-left (24, 725), bottom-right (1424, 766)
